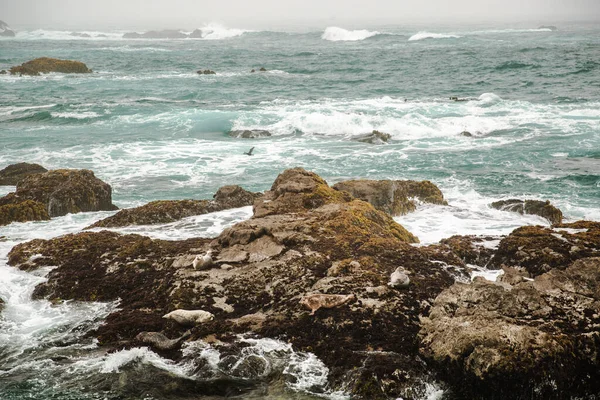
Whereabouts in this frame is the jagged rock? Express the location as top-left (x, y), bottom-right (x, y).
top-left (227, 129), bottom-right (272, 138)
top-left (491, 199), bottom-right (563, 224)
top-left (0, 20), bottom-right (15, 37)
top-left (86, 185), bottom-right (260, 228)
top-left (123, 30), bottom-right (188, 39)
top-left (188, 29), bottom-right (203, 38)
top-left (333, 178), bottom-right (447, 216)
top-left (437, 235), bottom-right (500, 266)
top-left (420, 257), bottom-right (600, 399)
top-left (0, 169), bottom-right (116, 225)
top-left (488, 221), bottom-right (600, 277)
top-left (197, 69), bottom-right (216, 75)
top-left (0, 199), bottom-right (50, 226)
top-left (10, 57), bottom-right (92, 76)
top-left (352, 130), bottom-right (392, 144)
top-left (8, 168), bottom-right (468, 398)
top-left (0, 163), bottom-right (48, 185)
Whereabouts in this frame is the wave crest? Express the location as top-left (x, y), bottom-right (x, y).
top-left (321, 27), bottom-right (380, 41)
top-left (408, 31), bottom-right (460, 41)
top-left (195, 23), bottom-right (250, 40)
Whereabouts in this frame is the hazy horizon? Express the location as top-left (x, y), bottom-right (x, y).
top-left (2, 0), bottom-right (600, 31)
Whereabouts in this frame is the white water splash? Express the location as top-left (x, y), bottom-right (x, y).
top-left (322, 27), bottom-right (380, 41)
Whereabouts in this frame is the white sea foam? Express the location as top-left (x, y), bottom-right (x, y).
top-left (15, 29), bottom-right (124, 40)
top-left (89, 206), bottom-right (254, 240)
top-left (193, 23), bottom-right (251, 40)
top-left (322, 26), bottom-right (380, 41)
top-left (395, 181), bottom-right (551, 245)
top-left (408, 31), bottom-right (460, 41)
top-left (52, 111), bottom-right (101, 119)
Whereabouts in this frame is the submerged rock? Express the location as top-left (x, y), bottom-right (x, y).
top-left (10, 57), bottom-right (92, 76)
top-left (333, 178), bottom-right (447, 216)
top-left (0, 162), bottom-right (47, 185)
top-left (227, 129), bottom-right (272, 138)
top-left (352, 130), bottom-right (392, 144)
top-left (0, 70), bottom-right (6, 74)
top-left (490, 198), bottom-right (563, 224)
top-left (420, 257), bottom-right (600, 399)
top-left (86, 185), bottom-right (260, 228)
top-left (197, 69), bottom-right (216, 75)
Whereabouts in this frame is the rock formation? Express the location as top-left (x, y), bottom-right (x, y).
top-left (488, 221), bottom-right (600, 276)
top-left (0, 168), bottom-right (117, 225)
top-left (333, 178), bottom-right (447, 216)
top-left (197, 69), bottom-right (216, 75)
top-left (491, 198), bottom-right (563, 224)
top-left (0, 163), bottom-right (47, 185)
top-left (0, 20), bottom-right (15, 37)
top-left (8, 168), bottom-right (460, 398)
top-left (10, 57), bottom-right (92, 76)
top-left (86, 185), bottom-right (260, 228)
top-left (420, 257), bottom-right (600, 399)
top-left (352, 130), bottom-right (392, 144)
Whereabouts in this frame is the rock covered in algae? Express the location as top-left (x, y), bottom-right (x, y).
top-left (10, 57), bottom-right (92, 76)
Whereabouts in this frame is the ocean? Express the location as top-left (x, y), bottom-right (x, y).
top-left (0, 22), bottom-right (599, 399)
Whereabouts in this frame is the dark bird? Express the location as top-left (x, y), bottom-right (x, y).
top-left (244, 147), bottom-right (255, 156)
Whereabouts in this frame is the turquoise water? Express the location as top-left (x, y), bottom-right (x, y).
top-left (0, 23), bottom-right (599, 399)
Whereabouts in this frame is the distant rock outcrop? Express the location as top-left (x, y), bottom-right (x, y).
top-left (9, 57), bottom-right (92, 76)
top-left (188, 29), bottom-right (204, 38)
top-left (333, 178), bottom-right (447, 216)
top-left (0, 163), bottom-right (48, 185)
top-left (197, 69), bottom-right (216, 75)
top-left (490, 199), bottom-right (563, 224)
top-left (123, 30), bottom-right (188, 39)
top-left (0, 20), bottom-right (15, 37)
top-left (70, 32), bottom-right (91, 38)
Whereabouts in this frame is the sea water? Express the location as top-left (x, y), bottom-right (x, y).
top-left (0, 22), bottom-right (599, 399)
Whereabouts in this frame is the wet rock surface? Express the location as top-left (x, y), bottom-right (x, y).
top-left (352, 130), bottom-right (392, 144)
top-left (0, 168), bottom-right (117, 225)
top-left (10, 57), bottom-right (92, 76)
top-left (0, 162), bottom-right (48, 185)
top-left (490, 198), bottom-right (563, 224)
top-left (420, 256), bottom-right (600, 399)
top-left (333, 178), bottom-right (447, 216)
top-left (488, 221), bottom-right (600, 277)
top-left (228, 129), bottom-right (272, 138)
top-left (87, 185), bottom-right (260, 228)
top-left (6, 168), bottom-right (600, 399)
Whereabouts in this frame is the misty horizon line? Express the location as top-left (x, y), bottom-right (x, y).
top-left (5, 17), bottom-right (600, 33)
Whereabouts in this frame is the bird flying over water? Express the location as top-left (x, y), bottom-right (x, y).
top-left (244, 147), bottom-right (255, 156)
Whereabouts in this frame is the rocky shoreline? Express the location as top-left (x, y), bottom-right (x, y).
top-left (2, 165), bottom-right (599, 399)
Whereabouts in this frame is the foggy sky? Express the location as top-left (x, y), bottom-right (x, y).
top-left (2, 0), bottom-right (599, 30)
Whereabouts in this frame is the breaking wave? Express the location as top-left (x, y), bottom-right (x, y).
top-left (408, 31), bottom-right (460, 41)
top-left (322, 27), bottom-right (380, 41)
top-left (193, 23), bottom-right (252, 40)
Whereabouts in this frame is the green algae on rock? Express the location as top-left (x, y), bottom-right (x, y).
top-left (9, 57), bottom-right (92, 76)
top-left (333, 178), bottom-right (447, 216)
top-left (0, 163), bottom-right (47, 186)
